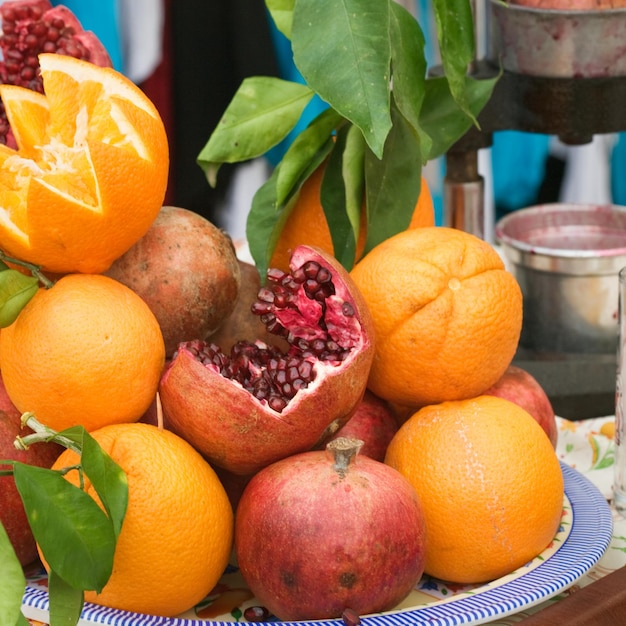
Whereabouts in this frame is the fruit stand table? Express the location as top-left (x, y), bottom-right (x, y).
top-left (22, 414), bottom-right (626, 626)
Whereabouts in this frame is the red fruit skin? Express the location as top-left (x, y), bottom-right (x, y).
top-left (483, 365), bottom-right (558, 448)
top-left (159, 245), bottom-right (375, 476)
top-left (105, 206), bottom-right (241, 357)
top-left (324, 390), bottom-right (398, 462)
top-left (235, 442), bottom-right (427, 621)
top-left (0, 373), bottom-right (63, 566)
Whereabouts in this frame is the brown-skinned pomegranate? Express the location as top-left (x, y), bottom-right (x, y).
top-left (159, 245), bottom-right (375, 475)
top-left (235, 437), bottom-right (427, 621)
top-left (105, 206), bottom-right (241, 357)
top-left (0, 0), bottom-right (112, 146)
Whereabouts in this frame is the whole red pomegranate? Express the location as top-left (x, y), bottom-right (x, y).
top-left (235, 437), bottom-right (427, 621)
top-left (484, 364), bottom-right (558, 448)
top-left (105, 206), bottom-right (242, 357)
top-left (323, 390), bottom-right (398, 462)
top-left (0, 0), bottom-right (112, 146)
top-left (159, 245), bottom-right (375, 475)
top-left (0, 373), bottom-right (62, 565)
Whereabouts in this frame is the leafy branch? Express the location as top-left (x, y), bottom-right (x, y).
top-left (197, 0), bottom-right (498, 277)
top-left (0, 415), bottom-right (128, 626)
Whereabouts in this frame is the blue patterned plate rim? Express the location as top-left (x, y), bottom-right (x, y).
top-left (22, 461), bottom-right (613, 626)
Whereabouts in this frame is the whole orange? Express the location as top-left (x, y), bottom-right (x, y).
top-left (0, 274), bottom-right (165, 432)
top-left (44, 422), bottom-right (234, 617)
top-left (350, 227), bottom-right (523, 407)
top-left (385, 395), bottom-right (564, 584)
top-left (0, 53), bottom-right (168, 274)
top-left (269, 163), bottom-right (434, 272)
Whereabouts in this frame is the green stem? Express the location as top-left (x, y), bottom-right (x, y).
top-left (0, 249), bottom-right (55, 289)
top-left (16, 412), bottom-right (81, 455)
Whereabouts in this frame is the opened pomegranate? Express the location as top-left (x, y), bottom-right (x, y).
top-left (0, 0), bottom-right (111, 146)
top-left (159, 245), bottom-right (375, 475)
top-left (235, 437), bottom-right (427, 621)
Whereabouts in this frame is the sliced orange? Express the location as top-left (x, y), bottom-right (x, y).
top-left (0, 53), bottom-right (169, 274)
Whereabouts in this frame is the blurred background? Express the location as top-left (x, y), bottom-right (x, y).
top-left (36, 0), bottom-right (626, 244)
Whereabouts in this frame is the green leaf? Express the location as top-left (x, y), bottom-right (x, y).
top-left (363, 102), bottom-right (423, 255)
top-left (432, 0), bottom-right (476, 123)
top-left (266, 0), bottom-right (295, 39)
top-left (420, 74), bottom-right (498, 160)
top-left (48, 571), bottom-right (83, 626)
top-left (0, 522), bottom-right (26, 626)
top-left (320, 129), bottom-right (353, 269)
top-left (291, 0), bottom-right (392, 158)
top-left (321, 125), bottom-right (366, 270)
top-left (197, 76), bottom-right (314, 186)
top-left (276, 107), bottom-right (343, 206)
top-left (80, 432), bottom-right (128, 539)
top-left (389, 1), bottom-right (431, 159)
top-left (13, 463), bottom-right (116, 593)
top-left (246, 167), bottom-right (285, 281)
top-left (0, 269), bottom-right (38, 328)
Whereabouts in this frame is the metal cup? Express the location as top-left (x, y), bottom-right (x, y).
top-left (614, 267), bottom-right (626, 513)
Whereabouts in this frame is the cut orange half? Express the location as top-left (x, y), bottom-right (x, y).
top-left (0, 54), bottom-right (169, 274)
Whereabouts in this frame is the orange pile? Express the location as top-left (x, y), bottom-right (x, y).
top-left (350, 226), bottom-right (523, 407)
top-left (46, 422), bottom-right (234, 616)
top-left (0, 273), bottom-right (165, 432)
top-left (269, 163), bottom-right (434, 272)
top-left (385, 395), bottom-right (564, 583)
top-left (0, 53), bottom-right (169, 274)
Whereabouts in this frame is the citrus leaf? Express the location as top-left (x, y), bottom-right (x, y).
top-left (432, 0), bottom-right (477, 124)
top-left (276, 107), bottom-right (343, 206)
top-left (80, 432), bottom-right (128, 539)
top-left (247, 167), bottom-right (284, 281)
top-left (389, 1), bottom-right (431, 161)
top-left (48, 571), bottom-right (83, 626)
top-left (342, 125), bottom-right (366, 243)
top-left (321, 125), bottom-right (366, 270)
top-left (419, 74), bottom-right (498, 160)
top-left (197, 76), bottom-right (314, 186)
top-left (13, 463), bottom-right (116, 593)
top-left (291, 0), bottom-right (392, 158)
top-left (0, 269), bottom-right (38, 328)
top-left (320, 129), bottom-right (354, 269)
top-left (0, 522), bottom-right (26, 626)
top-left (266, 0), bottom-right (295, 39)
top-left (363, 102), bottom-right (423, 256)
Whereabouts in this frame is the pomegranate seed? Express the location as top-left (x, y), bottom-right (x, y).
top-left (243, 606), bottom-right (271, 621)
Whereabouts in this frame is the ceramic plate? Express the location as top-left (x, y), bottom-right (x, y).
top-left (22, 462), bottom-right (612, 626)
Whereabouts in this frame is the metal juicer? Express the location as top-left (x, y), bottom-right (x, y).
top-left (443, 0), bottom-right (626, 237)
top-left (441, 0), bottom-right (626, 417)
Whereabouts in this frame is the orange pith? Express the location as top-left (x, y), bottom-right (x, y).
top-left (350, 226), bottom-right (523, 407)
top-left (269, 163), bottom-right (434, 272)
top-left (0, 273), bottom-right (165, 432)
top-left (385, 395), bottom-right (564, 584)
top-left (46, 422), bottom-right (234, 617)
top-left (0, 53), bottom-right (169, 274)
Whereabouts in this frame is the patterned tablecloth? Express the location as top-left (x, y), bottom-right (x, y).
top-left (24, 415), bottom-right (624, 626)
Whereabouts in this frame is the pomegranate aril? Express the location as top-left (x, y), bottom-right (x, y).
top-left (243, 606), bottom-right (271, 622)
top-left (269, 396), bottom-right (287, 412)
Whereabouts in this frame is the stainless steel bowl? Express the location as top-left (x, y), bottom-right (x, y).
top-left (487, 0), bottom-right (626, 78)
top-left (495, 203), bottom-right (626, 355)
